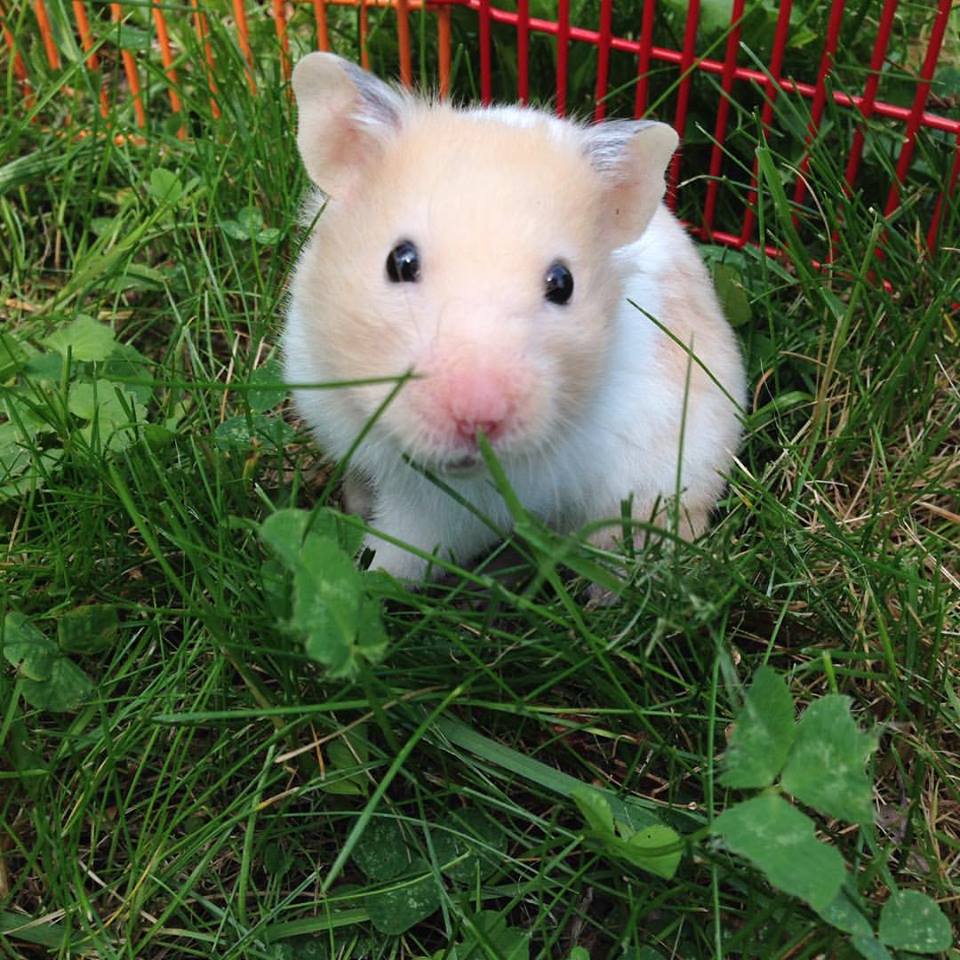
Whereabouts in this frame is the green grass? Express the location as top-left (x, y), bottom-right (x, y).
top-left (1, 2), bottom-right (959, 958)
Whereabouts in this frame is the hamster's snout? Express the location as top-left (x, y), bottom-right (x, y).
top-left (445, 369), bottom-right (512, 443)
top-left (409, 355), bottom-right (536, 458)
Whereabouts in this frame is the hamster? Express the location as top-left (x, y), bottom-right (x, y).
top-left (284, 52), bottom-right (746, 583)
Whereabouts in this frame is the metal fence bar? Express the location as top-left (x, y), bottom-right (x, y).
top-left (437, 3), bottom-right (451, 97)
top-left (153, 2), bottom-right (184, 131)
top-left (702, 0), bottom-right (745, 239)
top-left (667, 0), bottom-right (699, 207)
top-left (738, 0), bottom-right (792, 247)
top-left (842, 0), bottom-right (898, 191)
top-left (592, 0), bottom-right (613, 121)
top-left (1, 13), bottom-right (33, 109)
top-left (633, 0), bottom-right (655, 118)
top-left (34, 0), bottom-right (60, 69)
top-left (193, 0), bottom-right (221, 115)
top-left (883, 0), bottom-right (954, 219)
top-left (71, 1), bottom-right (108, 116)
top-left (110, 2), bottom-right (145, 127)
top-left (235, 0), bottom-right (258, 90)
top-left (359, 0), bottom-right (369, 69)
top-left (479, 0), bottom-right (491, 103)
top-left (791, 0), bottom-right (846, 211)
top-left (396, 0), bottom-right (412, 87)
top-left (516, 0), bottom-right (529, 104)
top-left (555, 0), bottom-right (570, 116)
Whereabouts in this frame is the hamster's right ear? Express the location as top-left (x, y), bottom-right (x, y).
top-left (292, 52), bottom-right (404, 199)
top-left (583, 120), bottom-right (679, 246)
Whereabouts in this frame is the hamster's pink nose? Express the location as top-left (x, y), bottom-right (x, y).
top-left (444, 371), bottom-right (512, 444)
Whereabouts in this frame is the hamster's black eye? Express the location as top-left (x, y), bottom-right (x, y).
top-left (544, 261), bottom-right (574, 305)
top-left (386, 240), bottom-right (420, 283)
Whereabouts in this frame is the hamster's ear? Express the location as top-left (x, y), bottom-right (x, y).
top-left (583, 120), bottom-right (679, 246)
top-left (292, 52), bottom-right (404, 198)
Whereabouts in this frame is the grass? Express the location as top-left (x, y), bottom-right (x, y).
top-left (1, 1), bottom-right (959, 958)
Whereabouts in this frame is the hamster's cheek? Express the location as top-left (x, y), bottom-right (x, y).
top-left (537, 292), bottom-right (614, 422)
top-left (318, 276), bottom-right (419, 363)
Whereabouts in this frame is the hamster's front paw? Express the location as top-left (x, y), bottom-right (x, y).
top-left (363, 536), bottom-right (430, 583)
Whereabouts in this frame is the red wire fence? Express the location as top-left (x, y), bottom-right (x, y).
top-left (3, 0), bottom-right (959, 258)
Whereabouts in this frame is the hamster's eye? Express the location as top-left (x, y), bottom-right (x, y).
top-left (386, 240), bottom-right (421, 283)
top-left (544, 261), bottom-right (574, 305)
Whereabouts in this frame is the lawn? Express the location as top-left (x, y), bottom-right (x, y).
top-left (1, 2), bottom-right (958, 958)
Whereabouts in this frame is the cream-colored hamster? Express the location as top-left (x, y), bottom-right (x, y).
top-left (284, 52), bottom-right (746, 582)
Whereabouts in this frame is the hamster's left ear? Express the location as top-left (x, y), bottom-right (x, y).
top-left (292, 52), bottom-right (405, 199)
top-left (583, 120), bottom-right (679, 246)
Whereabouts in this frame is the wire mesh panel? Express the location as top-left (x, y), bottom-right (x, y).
top-left (3, 0), bottom-right (958, 258)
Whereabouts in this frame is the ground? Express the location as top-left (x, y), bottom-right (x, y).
top-left (0, 2), bottom-right (958, 958)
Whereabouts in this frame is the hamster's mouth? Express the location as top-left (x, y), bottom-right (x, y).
top-left (409, 451), bottom-right (486, 478)
top-left (436, 453), bottom-right (484, 477)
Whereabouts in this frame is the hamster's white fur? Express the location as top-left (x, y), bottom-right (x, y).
top-left (284, 53), bottom-right (746, 581)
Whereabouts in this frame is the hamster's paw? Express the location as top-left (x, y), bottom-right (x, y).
top-left (362, 537), bottom-right (430, 584)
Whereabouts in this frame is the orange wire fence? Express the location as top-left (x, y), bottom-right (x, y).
top-left (3, 0), bottom-right (959, 258)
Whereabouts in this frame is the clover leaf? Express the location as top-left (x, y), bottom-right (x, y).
top-left (720, 665), bottom-right (795, 789)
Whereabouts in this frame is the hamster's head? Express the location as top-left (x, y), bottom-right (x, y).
top-left (287, 53), bottom-right (677, 474)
